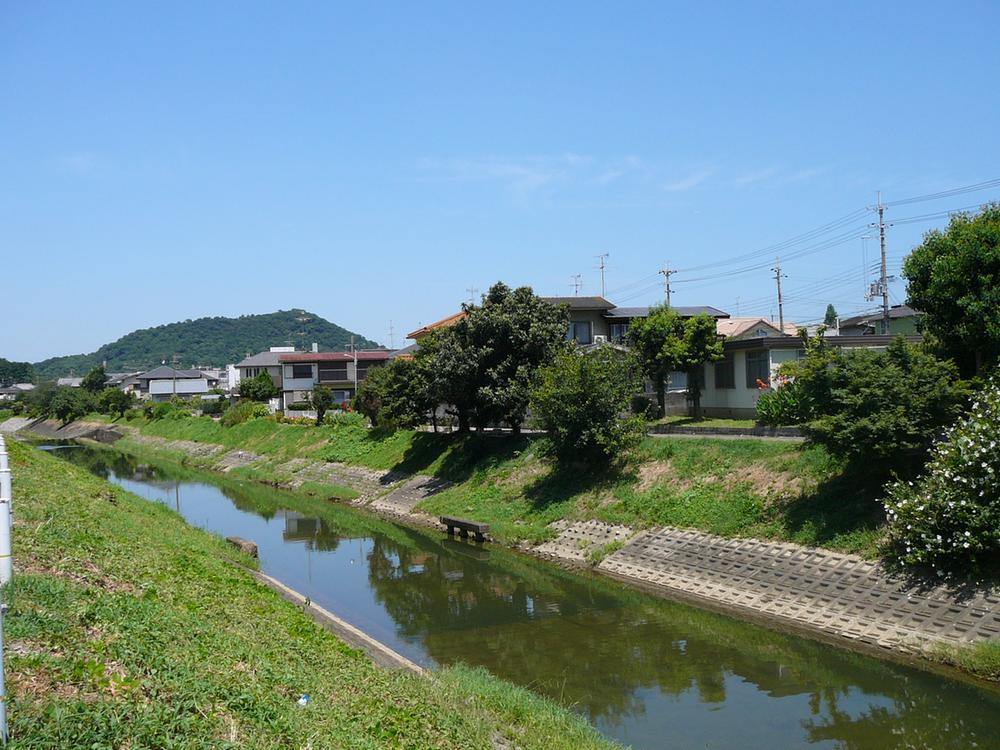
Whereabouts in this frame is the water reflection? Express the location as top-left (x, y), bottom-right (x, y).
top-left (46, 443), bottom-right (1000, 750)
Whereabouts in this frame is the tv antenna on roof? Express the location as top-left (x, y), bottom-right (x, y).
top-left (570, 274), bottom-right (583, 296)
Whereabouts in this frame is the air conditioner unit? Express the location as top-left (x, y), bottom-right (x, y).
top-left (594, 335), bottom-right (608, 344)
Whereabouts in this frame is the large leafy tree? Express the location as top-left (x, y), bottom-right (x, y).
top-left (466, 282), bottom-right (569, 434)
top-left (423, 325), bottom-right (481, 433)
top-left (98, 387), bottom-right (133, 418)
top-left (627, 307), bottom-right (723, 418)
top-left (530, 347), bottom-right (645, 463)
top-left (903, 204), bottom-right (1000, 375)
top-left (81, 365), bottom-right (108, 393)
top-left (310, 385), bottom-right (334, 426)
top-left (357, 357), bottom-right (436, 429)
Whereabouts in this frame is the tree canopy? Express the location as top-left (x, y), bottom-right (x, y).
top-left (824, 304), bottom-right (838, 326)
top-left (81, 365), bottom-right (108, 393)
top-left (0, 358), bottom-right (34, 387)
top-left (903, 204), bottom-right (1000, 375)
top-left (627, 307), bottom-right (723, 418)
top-left (239, 371), bottom-right (279, 402)
top-left (32, 309), bottom-right (380, 379)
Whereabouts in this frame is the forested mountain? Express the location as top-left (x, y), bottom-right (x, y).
top-left (0, 358), bottom-right (35, 386)
top-left (32, 310), bottom-right (382, 379)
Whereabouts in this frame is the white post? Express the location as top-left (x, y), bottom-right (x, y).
top-left (0, 602), bottom-right (8, 743)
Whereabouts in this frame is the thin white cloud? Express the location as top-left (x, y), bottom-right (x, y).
top-left (662, 169), bottom-right (714, 192)
top-left (732, 167), bottom-right (780, 188)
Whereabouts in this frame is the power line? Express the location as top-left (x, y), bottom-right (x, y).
top-left (885, 178), bottom-right (1000, 207)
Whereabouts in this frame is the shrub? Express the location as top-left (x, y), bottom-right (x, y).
top-left (630, 394), bottom-right (657, 420)
top-left (150, 400), bottom-right (191, 420)
top-left (50, 387), bottom-right (94, 424)
top-left (222, 401), bottom-right (270, 427)
top-left (123, 408), bottom-right (142, 420)
top-left (755, 378), bottom-right (809, 426)
top-left (286, 402), bottom-right (312, 411)
top-left (239, 371), bottom-right (279, 402)
top-left (785, 337), bottom-right (967, 480)
top-left (311, 385), bottom-right (335, 426)
top-left (199, 397), bottom-right (228, 415)
top-left (884, 376), bottom-right (1000, 576)
top-left (530, 347), bottom-right (645, 463)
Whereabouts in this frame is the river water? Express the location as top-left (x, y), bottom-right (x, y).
top-left (43, 443), bottom-right (1000, 749)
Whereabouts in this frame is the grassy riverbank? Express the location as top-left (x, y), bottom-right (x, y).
top-left (4, 440), bottom-right (619, 749)
top-left (101, 414), bottom-right (883, 556)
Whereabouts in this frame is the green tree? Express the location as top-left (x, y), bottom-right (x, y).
top-left (0, 358), bottom-right (34, 387)
top-left (356, 357), bottom-right (435, 429)
top-left (530, 347), bottom-right (645, 463)
top-left (785, 337), bottom-right (967, 481)
top-left (903, 204), bottom-right (1000, 375)
top-left (424, 325), bottom-right (481, 433)
top-left (823, 304), bottom-right (838, 326)
top-left (81, 365), bottom-right (108, 393)
top-left (50, 387), bottom-right (92, 424)
top-left (310, 385), bottom-right (334, 426)
top-left (466, 282), bottom-right (569, 433)
top-left (239, 371), bottom-right (279, 402)
top-left (627, 307), bottom-right (723, 418)
top-left (98, 387), bottom-right (133, 418)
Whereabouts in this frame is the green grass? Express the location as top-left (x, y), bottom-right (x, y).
top-left (101, 414), bottom-right (884, 556)
top-left (4, 440), bottom-right (618, 749)
top-left (651, 415), bottom-right (758, 428)
top-left (930, 641), bottom-right (1000, 682)
top-left (0, 408), bottom-right (14, 422)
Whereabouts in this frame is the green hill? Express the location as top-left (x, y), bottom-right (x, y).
top-left (33, 309), bottom-right (382, 379)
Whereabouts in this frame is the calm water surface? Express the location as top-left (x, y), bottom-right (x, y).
top-left (44, 443), bottom-right (1000, 749)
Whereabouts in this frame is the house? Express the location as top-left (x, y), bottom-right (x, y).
top-left (134, 366), bottom-right (220, 401)
top-left (56, 377), bottom-right (83, 388)
top-left (278, 350), bottom-right (392, 408)
top-left (0, 383), bottom-right (34, 401)
top-left (838, 304), bottom-right (923, 336)
top-left (699, 332), bottom-right (923, 419)
top-left (235, 347), bottom-right (295, 391)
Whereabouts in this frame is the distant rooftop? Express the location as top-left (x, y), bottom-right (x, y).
top-left (279, 351), bottom-right (391, 363)
top-left (839, 304), bottom-right (922, 327)
top-left (540, 296), bottom-right (616, 310)
top-left (605, 305), bottom-right (730, 319)
top-left (236, 350), bottom-right (285, 367)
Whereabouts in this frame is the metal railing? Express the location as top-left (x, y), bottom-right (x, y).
top-left (0, 432), bottom-right (11, 743)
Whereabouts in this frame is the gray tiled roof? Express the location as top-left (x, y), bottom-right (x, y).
top-left (136, 366), bottom-right (206, 380)
top-left (236, 351), bottom-right (284, 367)
top-left (839, 304), bottom-right (921, 327)
top-left (605, 305), bottom-right (729, 318)
top-left (540, 296), bottom-right (616, 310)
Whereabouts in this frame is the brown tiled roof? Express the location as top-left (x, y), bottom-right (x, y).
top-left (406, 311), bottom-right (467, 340)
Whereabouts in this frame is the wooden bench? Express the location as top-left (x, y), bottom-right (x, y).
top-left (439, 516), bottom-right (490, 543)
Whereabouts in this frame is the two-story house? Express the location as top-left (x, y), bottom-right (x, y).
top-left (278, 351), bottom-right (392, 408)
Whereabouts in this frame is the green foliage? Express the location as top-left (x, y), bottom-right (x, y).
top-left (356, 357), bottom-right (435, 429)
top-left (286, 401), bottom-right (312, 411)
top-left (824, 304), bottom-right (838, 326)
top-left (197, 396), bottom-right (228, 415)
top-left (630, 394), bottom-right (657, 419)
top-left (0, 357), bottom-right (34, 386)
top-left (31, 309), bottom-right (380, 380)
top-left (530, 347), bottom-right (645, 463)
top-left (787, 337), bottom-right (967, 480)
top-left (466, 282), bottom-right (569, 432)
top-left (98, 387), bottom-right (133, 418)
top-left (627, 307), bottom-right (723, 417)
top-left (903, 204), bottom-right (1000, 375)
top-left (755, 380), bottom-right (809, 426)
top-left (310, 384), bottom-right (335, 426)
top-left (884, 375), bottom-right (1000, 575)
top-left (221, 400), bottom-right (270, 427)
top-left (81, 365), bottom-right (108, 393)
top-left (238, 371), bottom-right (279, 402)
top-left (50, 387), bottom-right (94, 424)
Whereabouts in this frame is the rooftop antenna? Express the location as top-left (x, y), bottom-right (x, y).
top-left (466, 287), bottom-right (480, 305)
top-left (596, 253), bottom-right (610, 297)
top-left (388, 320), bottom-right (395, 350)
top-left (569, 274), bottom-right (583, 296)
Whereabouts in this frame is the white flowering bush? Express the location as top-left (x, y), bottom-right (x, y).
top-left (884, 375), bottom-right (1000, 574)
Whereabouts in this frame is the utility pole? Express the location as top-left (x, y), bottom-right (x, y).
top-left (569, 274), bottom-right (583, 296)
top-left (876, 191), bottom-right (891, 335)
top-left (466, 287), bottom-right (480, 305)
top-left (596, 253), bottom-right (609, 297)
top-left (771, 257), bottom-right (786, 332)
top-left (659, 266), bottom-right (676, 308)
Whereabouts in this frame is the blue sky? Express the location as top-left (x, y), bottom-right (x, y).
top-left (3, 2), bottom-right (999, 362)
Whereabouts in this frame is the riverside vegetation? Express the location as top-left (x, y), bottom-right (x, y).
top-left (4, 439), bottom-right (618, 749)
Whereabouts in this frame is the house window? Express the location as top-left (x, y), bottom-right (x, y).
top-left (318, 363), bottom-right (348, 382)
top-left (745, 350), bottom-right (770, 388)
top-left (715, 354), bottom-right (735, 389)
top-left (291, 364), bottom-right (313, 380)
top-left (610, 323), bottom-right (629, 343)
top-left (567, 321), bottom-right (592, 345)
top-left (357, 361), bottom-right (385, 381)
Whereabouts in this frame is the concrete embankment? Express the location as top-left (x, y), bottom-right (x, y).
top-left (14, 418), bottom-right (1000, 672)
